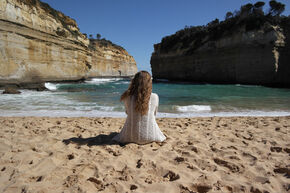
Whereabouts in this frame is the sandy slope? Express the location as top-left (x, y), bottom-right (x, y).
top-left (0, 116), bottom-right (289, 193)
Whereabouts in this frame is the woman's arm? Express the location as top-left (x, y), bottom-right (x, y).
top-left (154, 94), bottom-right (159, 116)
top-left (124, 97), bottom-right (128, 115)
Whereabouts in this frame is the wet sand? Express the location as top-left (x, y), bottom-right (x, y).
top-left (0, 116), bottom-right (289, 193)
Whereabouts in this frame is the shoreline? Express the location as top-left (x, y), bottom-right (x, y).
top-left (1, 111), bottom-right (290, 118)
top-left (1, 75), bottom-right (290, 91)
top-left (0, 116), bottom-right (289, 192)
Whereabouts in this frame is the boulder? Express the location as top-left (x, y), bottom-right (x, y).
top-left (2, 87), bottom-right (21, 94)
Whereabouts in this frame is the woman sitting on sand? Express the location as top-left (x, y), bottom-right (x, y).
top-left (113, 71), bottom-right (166, 144)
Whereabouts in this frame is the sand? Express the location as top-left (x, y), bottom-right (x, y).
top-left (0, 116), bottom-right (289, 193)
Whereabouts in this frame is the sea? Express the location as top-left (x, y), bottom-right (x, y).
top-left (1, 78), bottom-right (290, 117)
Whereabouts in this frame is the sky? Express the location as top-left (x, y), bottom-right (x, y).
top-left (41, 0), bottom-right (290, 73)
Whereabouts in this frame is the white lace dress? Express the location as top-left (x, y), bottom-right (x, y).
top-left (113, 93), bottom-right (166, 144)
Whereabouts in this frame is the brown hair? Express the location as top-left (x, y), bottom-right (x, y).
top-left (121, 71), bottom-right (152, 115)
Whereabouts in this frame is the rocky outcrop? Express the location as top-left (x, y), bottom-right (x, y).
top-left (151, 15), bottom-right (290, 87)
top-left (0, 0), bottom-right (137, 85)
top-left (2, 87), bottom-right (21, 94)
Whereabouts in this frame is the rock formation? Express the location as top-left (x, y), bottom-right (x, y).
top-left (151, 4), bottom-right (290, 87)
top-left (88, 39), bottom-right (137, 77)
top-left (2, 87), bottom-right (21, 94)
top-left (0, 0), bottom-right (137, 86)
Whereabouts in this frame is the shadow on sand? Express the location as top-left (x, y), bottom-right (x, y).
top-left (63, 132), bottom-right (122, 146)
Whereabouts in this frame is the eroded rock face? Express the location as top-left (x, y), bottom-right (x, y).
top-left (151, 20), bottom-right (290, 87)
top-left (88, 40), bottom-right (137, 77)
top-left (0, 0), bottom-right (137, 84)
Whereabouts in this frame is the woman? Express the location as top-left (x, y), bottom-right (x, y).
top-left (113, 71), bottom-right (166, 144)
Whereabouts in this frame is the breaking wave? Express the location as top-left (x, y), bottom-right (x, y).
top-left (175, 105), bottom-right (211, 112)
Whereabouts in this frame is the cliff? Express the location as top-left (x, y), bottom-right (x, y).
top-left (0, 0), bottom-right (137, 85)
top-left (151, 6), bottom-right (290, 87)
top-left (88, 39), bottom-right (137, 77)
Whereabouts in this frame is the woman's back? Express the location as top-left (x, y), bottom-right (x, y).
top-left (113, 93), bottom-right (166, 144)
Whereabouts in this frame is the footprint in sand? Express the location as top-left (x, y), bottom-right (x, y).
top-left (130, 184), bottom-right (138, 190)
top-left (136, 159), bottom-right (143, 168)
top-left (180, 183), bottom-right (212, 193)
top-left (191, 146), bottom-right (198, 153)
top-left (227, 145), bottom-right (238, 150)
top-left (118, 166), bottom-right (133, 181)
top-left (163, 170), bottom-right (180, 181)
top-left (174, 156), bottom-right (186, 163)
top-left (273, 167), bottom-right (290, 178)
top-left (242, 133), bottom-right (253, 140)
top-left (36, 176), bottom-right (43, 182)
top-left (192, 184), bottom-right (212, 193)
top-left (29, 176), bottom-right (43, 182)
top-left (194, 159), bottom-right (217, 171)
top-left (181, 151), bottom-right (190, 156)
top-left (67, 154), bottom-right (75, 160)
top-left (255, 176), bottom-right (270, 184)
top-left (283, 148), bottom-right (290, 153)
top-left (144, 176), bottom-right (153, 184)
top-left (180, 185), bottom-right (195, 193)
top-left (136, 159), bottom-right (156, 170)
top-left (242, 152), bottom-right (257, 166)
top-left (213, 158), bottom-right (240, 173)
top-left (270, 146), bottom-right (282, 152)
top-left (104, 147), bottom-right (121, 156)
top-left (87, 177), bottom-right (104, 191)
top-left (250, 186), bottom-right (265, 193)
top-left (64, 175), bottom-right (78, 187)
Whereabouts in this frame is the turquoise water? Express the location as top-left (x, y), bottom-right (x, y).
top-left (0, 78), bottom-right (290, 117)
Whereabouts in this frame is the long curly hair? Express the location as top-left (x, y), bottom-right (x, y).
top-left (121, 71), bottom-right (152, 115)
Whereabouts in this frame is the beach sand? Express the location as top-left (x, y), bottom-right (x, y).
top-left (0, 116), bottom-right (289, 193)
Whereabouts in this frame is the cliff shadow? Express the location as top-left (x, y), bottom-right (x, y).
top-left (63, 132), bottom-right (121, 146)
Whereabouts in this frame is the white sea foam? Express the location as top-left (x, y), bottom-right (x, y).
top-left (97, 105), bottom-right (115, 111)
top-left (45, 82), bottom-right (58, 91)
top-left (235, 84), bottom-right (260, 88)
top-left (175, 105), bottom-right (211, 112)
top-left (85, 78), bottom-right (122, 84)
top-left (114, 81), bottom-right (130, 85)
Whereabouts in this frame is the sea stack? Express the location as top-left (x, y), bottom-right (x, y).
top-left (151, 2), bottom-right (290, 87)
top-left (0, 0), bottom-right (137, 86)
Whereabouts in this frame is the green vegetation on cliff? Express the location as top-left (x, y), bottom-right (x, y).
top-left (89, 38), bottom-right (125, 52)
top-left (16, 0), bottom-right (81, 38)
top-left (157, 0), bottom-right (289, 55)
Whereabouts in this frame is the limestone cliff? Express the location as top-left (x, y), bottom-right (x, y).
top-left (0, 0), bottom-right (137, 85)
top-left (151, 11), bottom-right (290, 87)
top-left (88, 39), bottom-right (137, 77)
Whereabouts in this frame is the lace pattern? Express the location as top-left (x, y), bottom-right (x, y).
top-left (113, 93), bottom-right (166, 144)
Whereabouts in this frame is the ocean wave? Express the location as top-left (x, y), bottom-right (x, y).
top-left (97, 105), bottom-right (115, 111)
top-left (235, 84), bottom-right (261, 88)
top-left (45, 83), bottom-right (58, 91)
top-left (114, 81), bottom-right (130, 85)
top-left (175, 105), bottom-right (211, 112)
top-left (85, 78), bottom-right (122, 84)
